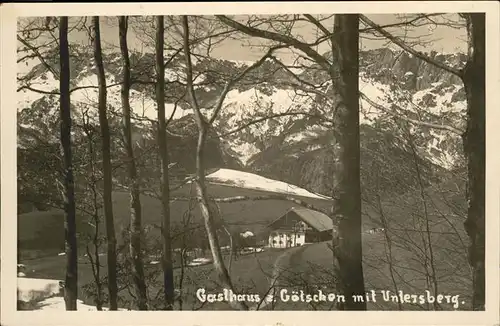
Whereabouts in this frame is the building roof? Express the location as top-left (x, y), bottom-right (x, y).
top-left (268, 206), bottom-right (334, 232)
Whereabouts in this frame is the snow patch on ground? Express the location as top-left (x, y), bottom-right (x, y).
top-left (17, 278), bottom-right (62, 302)
top-left (240, 231), bottom-right (254, 238)
top-left (205, 168), bottom-right (331, 200)
top-left (36, 297), bottom-right (128, 311)
top-left (17, 278), bottom-right (128, 311)
top-left (187, 258), bottom-right (212, 267)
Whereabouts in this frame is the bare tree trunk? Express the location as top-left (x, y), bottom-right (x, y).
top-left (193, 127), bottom-right (247, 311)
top-left (81, 113), bottom-right (103, 310)
top-left (118, 15), bottom-right (148, 311)
top-left (92, 16), bottom-right (119, 310)
top-left (329, 14), bottom-right (366, 311)
top-left (155, 15), bottom-right (175, 310)
top-left (461, 13), bottom-right (485, 311)
top-left (59, 16), bottom-right (78, 311)
top-left (181, 16), bottom-right (248, 311)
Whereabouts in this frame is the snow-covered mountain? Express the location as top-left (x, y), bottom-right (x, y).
top-left (17, 45), bottom-right (467, 198)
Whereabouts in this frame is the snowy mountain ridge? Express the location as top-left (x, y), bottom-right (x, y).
top-left (17, 46), bottom-right (467, 181)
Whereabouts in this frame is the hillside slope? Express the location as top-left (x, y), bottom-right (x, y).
top-left (18, 168), bottom-right (333, 256)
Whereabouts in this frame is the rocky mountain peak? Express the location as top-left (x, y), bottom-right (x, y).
top-left (18, 45), bottom-right (467, 198)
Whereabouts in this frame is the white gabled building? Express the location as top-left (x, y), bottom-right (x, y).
top-left (267, 207), bottom-right (334, 249)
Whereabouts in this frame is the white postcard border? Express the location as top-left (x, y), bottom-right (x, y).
top-left (1, 2), bottom-right (499, 326)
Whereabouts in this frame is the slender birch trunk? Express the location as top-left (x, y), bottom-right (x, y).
top-left (155, 15), bottom-right (175, 310)
top-left (118, 15), bottom-right (148, 310)
top-left (92, 16), bottom-right (119, 310)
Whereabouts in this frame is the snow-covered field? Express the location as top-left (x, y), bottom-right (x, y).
top-left (205, 168), bottom-right (331, 200)
top-left (34, 297), bottom-right (128, 311)
top-left (17, 278), bottom-right (62, 302)
top-left (17, 277), bottom-right (127, 311)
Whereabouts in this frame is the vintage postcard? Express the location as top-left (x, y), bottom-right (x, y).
top-left (1, 1), bottom-right (499, 326)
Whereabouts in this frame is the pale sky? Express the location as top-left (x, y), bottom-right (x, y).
top-left (94, 14), bottom-right (467, 62)
top-left (18, 14), bottom-right (467, 71)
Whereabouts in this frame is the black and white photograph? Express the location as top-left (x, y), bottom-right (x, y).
top-left (1, 2), bottom-right (499, 326)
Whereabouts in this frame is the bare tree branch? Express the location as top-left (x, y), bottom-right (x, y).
top-left (17, 34), bottom-right (59, 78)
top-left (358, 13), bottom-right (446, 33)
top-left (218, 111), bottom-right (332, 138)
top-left (216, 15), bottom-right (331, 71)
top-left (359, 92), bottom-right (464, 134)
top-left (303, 14), bottom-right (331, 37)
top-left (207, 45), bottom-right (284, 125)
top-left (17, 82), bottom-right (125, 94)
